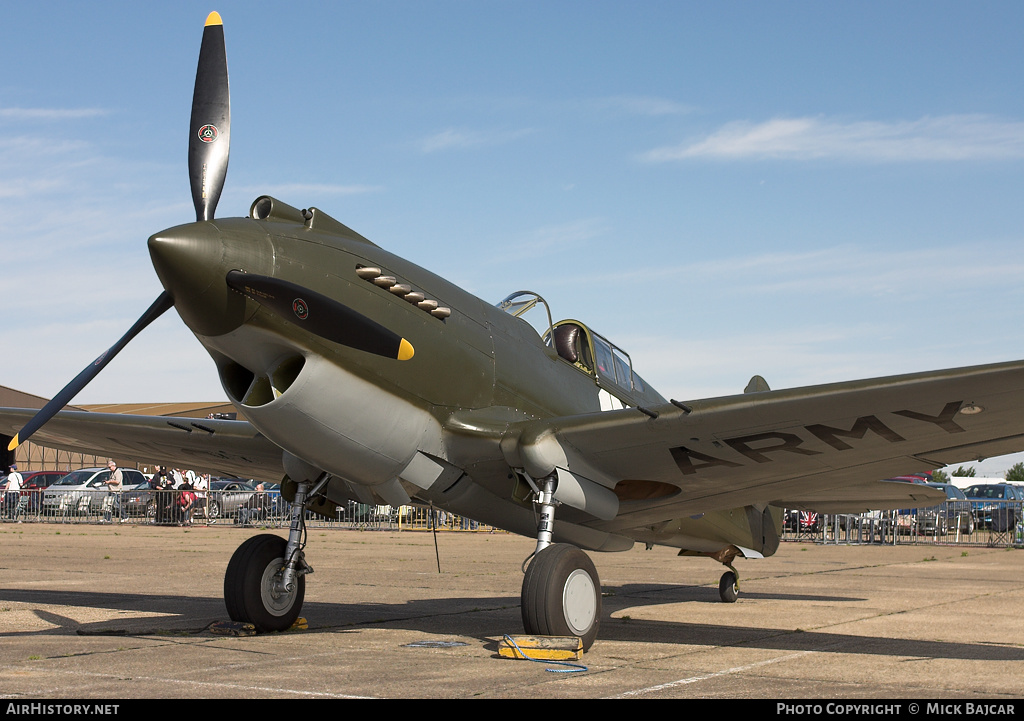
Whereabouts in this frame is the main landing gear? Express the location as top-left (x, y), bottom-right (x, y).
top-left (224, 475), bottom-right (326, 631)
top-left (224, 534), bottom-right (305, 630)
top-left (519, 473), bottom-right (602, 651)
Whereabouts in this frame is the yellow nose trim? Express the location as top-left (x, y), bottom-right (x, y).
top-left (205, 11), bottom-right (223, 26)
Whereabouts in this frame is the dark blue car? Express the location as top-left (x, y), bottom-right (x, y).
top-left (962, 483), bottom-right (1023, 532)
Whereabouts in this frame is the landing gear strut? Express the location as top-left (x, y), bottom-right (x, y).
top-left (223, 475), bottom-right (327, 631)
top-left (519, 473), bottom-right (602, 651)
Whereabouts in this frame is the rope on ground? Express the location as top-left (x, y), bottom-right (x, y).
top-left (501, 635), bottom-right (587, 674)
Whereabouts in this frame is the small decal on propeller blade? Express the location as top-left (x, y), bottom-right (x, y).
top-left (198, 124), bottom-right (220, 143)
top-left (292, 298), bottom-right (309, 320)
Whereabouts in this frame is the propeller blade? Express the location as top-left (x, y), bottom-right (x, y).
top-left (188, 11), bottom-right (231, 222)
top-left (225, 271), bottom-right (415, 361)
top-left (7, 292), bottom-right (175, 451)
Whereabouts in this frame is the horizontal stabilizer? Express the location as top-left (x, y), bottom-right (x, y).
top-left (775, 479), bottom-right (947, 514)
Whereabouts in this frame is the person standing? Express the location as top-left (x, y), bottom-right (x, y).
top-left (153, 465), bottom-right (174, 524)
top-left (193, 473), bottom-right (209, 519)
top-left (237, 483), bottom-right (266, 527)
top-left (5, 464), bottom-right (23, 519)
top-left (103, 460), bottom-right (125, 523)
top-left (177, 475), bottom-right (196, 526)
top-left (152, 465), bottom-right (167, 486)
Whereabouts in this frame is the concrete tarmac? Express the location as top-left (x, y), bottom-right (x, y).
top-left (0, 523), bottom-right (1022, 700)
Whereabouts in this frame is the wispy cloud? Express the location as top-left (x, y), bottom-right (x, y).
top-left (0, 135), bottom-right (101, 198)
top-left (590, 95), bottom-right (694, 117)
top-left (419, 127), bottom-right (535, 153)
top-left (642, 114), bottom-right (1024, 162)
top-left (545, 243), bottom-right (1024, 300)
top-left (234, 183), bottom-right (383, 197)
top-left (482, 218), bottom-right (609, 266)
top-left (0, 107), bottom-right (109, 121)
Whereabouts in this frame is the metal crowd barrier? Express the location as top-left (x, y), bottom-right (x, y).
top-left (783, 499), bottom-right (1024, 548)
top-left (4, 489), bottom-right (1019, 547)
top-left (0, 489), bottom-right (500, 533)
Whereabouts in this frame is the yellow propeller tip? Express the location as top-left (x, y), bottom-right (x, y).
top-left (205, 11), bottom-right (223, 27)
top-left (7, 434), bottom-right (19, 452)
top-left (398, 339), bottom-right (415, 361)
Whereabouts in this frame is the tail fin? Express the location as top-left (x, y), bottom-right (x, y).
top-left (744, 375), bottom-right (771, 394)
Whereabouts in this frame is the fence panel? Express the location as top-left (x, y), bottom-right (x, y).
top-left (784, 499), bottom-right (1024, 548)
top-left (11, 488), bottom-right (1017, 548)
top-left (4, 488), bottom-right (499, 533)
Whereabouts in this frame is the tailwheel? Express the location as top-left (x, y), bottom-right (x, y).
top-left (521, 543), bottom-right (601, 651)
top-left (719, 568), bottom-right (739, 603)
top-left (224, 534), bottom-right (305, 632)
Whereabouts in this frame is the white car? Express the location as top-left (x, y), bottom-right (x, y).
top-left (41, 467), bottom-right (148, 515)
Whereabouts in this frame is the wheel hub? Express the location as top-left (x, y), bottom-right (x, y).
top-left (260, 559), bottom-right (296, 616)
top-left (562, 569), bottom-right (597, 636)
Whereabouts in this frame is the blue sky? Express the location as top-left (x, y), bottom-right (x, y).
top-left (2, 2), bottom-right (1023, 475)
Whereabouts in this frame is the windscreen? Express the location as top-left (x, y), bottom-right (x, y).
top-left (54, 471), bottom-right (94, 486)
top-left (496, 291), bottom-right (554, 342)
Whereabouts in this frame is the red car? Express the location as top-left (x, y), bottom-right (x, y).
top-left (2, 470), bottom-right (68, 512)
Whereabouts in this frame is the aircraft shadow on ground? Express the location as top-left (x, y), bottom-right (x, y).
top-left (605, 581), bottom-right (865, 605)
top-left (0, 585), bottom-right (1020, 663)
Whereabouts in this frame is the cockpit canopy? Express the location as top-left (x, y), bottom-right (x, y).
top-left (496, 291), bottom-right (665, 407)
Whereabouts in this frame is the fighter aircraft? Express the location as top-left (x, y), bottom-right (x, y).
top-left (3, 13), bottom-right (1024, 651)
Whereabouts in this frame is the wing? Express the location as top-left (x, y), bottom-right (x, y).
top-left (0, 408), bottom-right (282, 480)
top-left (505, 359), bottom-right (1024, 528)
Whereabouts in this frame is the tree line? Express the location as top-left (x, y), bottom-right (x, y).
top-left (931, 462), bottom-right (1024, 484)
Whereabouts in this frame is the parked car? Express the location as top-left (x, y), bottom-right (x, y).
top-left (886, 473), bottom-right (932, 484)
top-left (2, 470), bottom-right (66, 492)
top-left (2, 470), bottom-right (67, 513)
top-left (123, 482), bottom-right (159, 519)
top-left (915, 483), bottom-right (975, 535)
top-left (41, 467), bottom-right (148, 515)
top-left (962, 483), bottom-right (1024, 532)
top-left (201, 479), bottom-right (282, 520)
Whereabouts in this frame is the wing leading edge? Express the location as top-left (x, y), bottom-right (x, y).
top-left (0, 408), bottom-right (283, 480)
top-left (503, 359), bottom-right (1024, 526)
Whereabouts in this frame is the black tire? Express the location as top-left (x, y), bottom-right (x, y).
top-left (719, 571), bottom-right (739, 603)
top-left (521, 544), bottom-right (601, 652)
top-left (224, 534), bottom-right (304, 632)
top-left (963, 515), bottom-right (975, 535)
top-left (146, 500), bottom-right (156, 519)
top-left (208, 500), bottom-right (221, 519)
